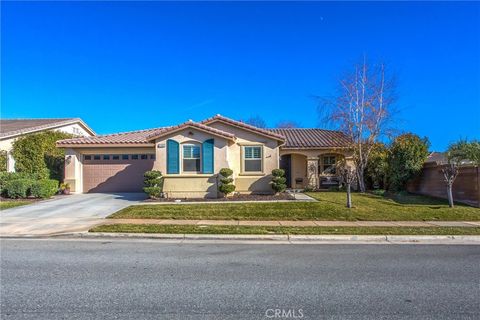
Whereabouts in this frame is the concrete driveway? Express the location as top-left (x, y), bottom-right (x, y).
top-left (0, 193), bottom-right (146, 236)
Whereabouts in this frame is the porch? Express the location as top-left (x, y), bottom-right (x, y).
top-left (279, 150), bottom-right (353, 190)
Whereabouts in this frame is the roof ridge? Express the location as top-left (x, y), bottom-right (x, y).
top-left (268, 127), bottom-right (345, 132)
top-left (97, 126), bottom-right (169, 137)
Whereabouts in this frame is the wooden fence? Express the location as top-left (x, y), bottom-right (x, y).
top-left (407, 164), bottom-right (480, 207)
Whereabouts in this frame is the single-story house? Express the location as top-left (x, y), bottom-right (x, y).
top-left (57, 115), bottom-right (352, 197)
top-left (0, 118), bottom-right (95, 172)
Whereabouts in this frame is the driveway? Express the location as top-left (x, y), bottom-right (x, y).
top-left (0, 193), bottom-right (146, 236)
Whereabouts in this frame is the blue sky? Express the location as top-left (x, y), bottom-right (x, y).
top-left (2, 1), bottom-right (479, 150)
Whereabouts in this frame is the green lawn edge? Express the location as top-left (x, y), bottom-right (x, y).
top-left (0, 201), bottom-right (31, 210)
top-left (90, 224), bottom-right (480, 236)
top-left (108, 192), bottom-right (480, 221)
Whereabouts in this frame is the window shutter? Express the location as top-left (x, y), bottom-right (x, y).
top-left (167, 139), bottom-right (179, 174)
top-left (202, 139), bottom-right (214, 174)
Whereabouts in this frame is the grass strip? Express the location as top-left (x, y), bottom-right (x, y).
top-left (90, 224), bottom-right (480, 235)
top-left (108, 192), bottom-right (480, 221)
top-left (0, 201), bottom-right (31, 210)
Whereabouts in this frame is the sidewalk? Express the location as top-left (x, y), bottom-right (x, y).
top-left (102, 219), bottom-right (480, 227)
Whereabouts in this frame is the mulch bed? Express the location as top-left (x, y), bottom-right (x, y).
top-left (144, 193), bottom-right (295, 203)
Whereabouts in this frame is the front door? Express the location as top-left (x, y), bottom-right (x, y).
top-left (279, 155), bottom-right (292, 188)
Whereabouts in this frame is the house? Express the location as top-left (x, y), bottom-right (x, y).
top-left (57, 115), bottom-right (352, 197)
top-left (0, 118), bottom-right (95, 172)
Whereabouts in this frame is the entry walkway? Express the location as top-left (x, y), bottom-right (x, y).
top-left (103, 219), bottom-right (480, 227)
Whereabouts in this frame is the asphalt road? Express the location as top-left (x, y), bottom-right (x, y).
top-left (1, 239), bottom-right (479, 320)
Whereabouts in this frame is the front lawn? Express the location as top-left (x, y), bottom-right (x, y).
top-left (0, 200), bottom-right (31, 210)
top-left (108, 192), bottom-right (480, 221)
top-left (90, 224), bottom-right (480, 235)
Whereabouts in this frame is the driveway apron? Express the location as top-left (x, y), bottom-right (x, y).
top-left (0, 193), bottom-right (145, 236)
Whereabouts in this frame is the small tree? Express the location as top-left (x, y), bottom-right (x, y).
top-left (244, 116), bottom-right (267, 128)
top-left (443, 139), bottom-right (480, 208)
top-left (143, 170), bottom-right (164, 199)
top-left (388, 133), bottom-right (430, 191)
top-left (338, 161), bottom-right (356, 208)
top-left (218, 168), bottom-right (235, 197)
top-left (365, 142), bottom-right (389, 189)
top-left (270, 169), bottom-right (287, 194)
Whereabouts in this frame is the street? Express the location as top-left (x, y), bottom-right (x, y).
top-left (1, 239), bottom-right (479, 319)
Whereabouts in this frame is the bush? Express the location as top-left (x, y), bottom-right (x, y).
top-left (371, 189), bottom-right (386, 196)
top-left (0, 150), bottom-right (7, 172)
top-left (143, 170), bottom-right (164, 199)
top-left (303, 185), bottom-right (316, 192)
top-left (31, 179), bottom-right (59, 198)
top-left (11, 131), bottom-right (74, 181)
top-left (365, 143), bottom-right (389, 189)
top-left (218, 168), bottom-right (236, 196)
top-left (271, 169), bottom-right (287, 193)
top-left (388, 133), bottom-right (430, 191)
top-left (0, 172), bottom-right (45, 196)
top-left (4, 179), bottom-right (34, 198)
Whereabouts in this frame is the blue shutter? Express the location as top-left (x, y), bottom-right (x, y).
top-left (167, 139), bottom-right (179, 174)
top-left (202, 139), bottom-right (214, 174)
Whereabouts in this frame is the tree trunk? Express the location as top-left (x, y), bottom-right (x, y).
top-left (346, 183), bottom-right (352, 208)
top-left (356, 168), bottom-right (366, 193)
top-left (447, 184), bottom-right (454, 208)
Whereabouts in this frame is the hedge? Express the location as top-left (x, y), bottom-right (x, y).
top-left (31, 179), bottom-right (59, 199)
top-left (4, 179), bottom-right (34, 199)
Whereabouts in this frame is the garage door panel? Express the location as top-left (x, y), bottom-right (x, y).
top-left (83, 160), bottom-right (154, 193)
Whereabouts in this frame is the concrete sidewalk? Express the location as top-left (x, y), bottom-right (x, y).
top-left (102, 219), bottom-right (480, 227)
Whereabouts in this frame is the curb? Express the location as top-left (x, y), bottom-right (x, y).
top-left (23, 232), bottom-right (479, 244)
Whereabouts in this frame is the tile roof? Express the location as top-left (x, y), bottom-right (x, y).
top-left (56, 127), bottom-right (165, 146)
top-left (0, 118), bottom-right (95, 138)
top-left (201, 114), bottom-right (286, 141)
top-left (268, 128), bottom-right (351, 148)
top-left (146, 120), bottom-right (235, 141)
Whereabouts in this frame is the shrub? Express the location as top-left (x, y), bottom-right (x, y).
top-left (11, 131), bottom-right (74, 181)
top-left (388, 133), bottom-right (430, 191)
top-left (0, 150), bottom-right (7, 172)
top-left (31, 179), bottom-right (59, 198)
top-left (365, 143), bottom-right (389, 189)
top-left (303, 185), bottom-right (316, 192)
top-left (0, 172), bottom-right (45, 196)
top-left (4, 179), bottom-right (34, 198)
top-left (371, 189), bottom-right (386, 196)
top-left (271, 169), bottom-right (287, 193)
top-left (143, 170), bottom-right (164, 198)
top-left (218, 168), bottom-right (236, 196)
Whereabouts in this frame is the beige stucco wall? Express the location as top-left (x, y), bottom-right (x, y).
top-left (208, 121), bottom-right (280, 194)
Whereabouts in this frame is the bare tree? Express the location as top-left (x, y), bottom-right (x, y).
top-left (276, 120), bottom-right (300, 128)
top-left (244, 116), bottom-right (267, 128)
top-left (441, 163), bottom-right (459, 208)
top-left (319, 57), bottom-right (396, 192)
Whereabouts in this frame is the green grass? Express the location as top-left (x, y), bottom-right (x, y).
top-left (90, 224), bottom-right (480, 235)
top-left (108, 192), bottom-right (480, 221)
top-left (0, 200), bottom-right (30, 210)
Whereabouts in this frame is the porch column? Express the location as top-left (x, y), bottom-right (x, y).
top-left (306, 157), bottom-right (319, 189)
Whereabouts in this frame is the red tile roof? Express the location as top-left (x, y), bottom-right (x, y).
top-left (268, 128), bottom-right (351, 148)
top-left (146, 120), bottom-right (235, 141)
top-left (201, 114), bottom-right (286, 142)
top-left (0, 118), bottom-right (95, 138)
top-left (56, 127), bottom-right (165, 146)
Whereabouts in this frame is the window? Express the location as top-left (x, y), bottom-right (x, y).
top-left (322, 156), bottom-right (336, 174)
top-left (112, 155), bottom-right (120, 160)
top-left (141, 154), bottom-right (148, 160)
top-left (183, 144), bottom-right (201, 172)
top-left (132, 155), bottom-right (139, 160)
top-left (150, 154), bottom-right (156, 160)
top-left (84, 155), bottom-right (92, 160)
top-left (93, 155), bottom-right (101, 160)
top-left (244, 146), bottom-right (262, 172)
top-left (103, 155), bottom-right (110, 160)
top-left (122, 155), bottom-right (129, 160)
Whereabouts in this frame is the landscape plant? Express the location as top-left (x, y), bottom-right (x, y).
top-left (143, 170), bottom-right (164, 199)
top-left (270, 169), bottom-right (287, 194)
top-left (388, 133), bottom-right (430, 191)
top-left (30, 179), bottom-right (59, 198)
top-left (218, 168), bottom-right (236, 197)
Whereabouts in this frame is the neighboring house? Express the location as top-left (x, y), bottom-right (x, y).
top-left (0, 118), bottom-right (95, 172)
top-left (57, 115), bottom-right (352, 197)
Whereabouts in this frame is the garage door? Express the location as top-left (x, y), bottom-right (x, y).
top-left (83, 154), bottom-right (155, 193)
